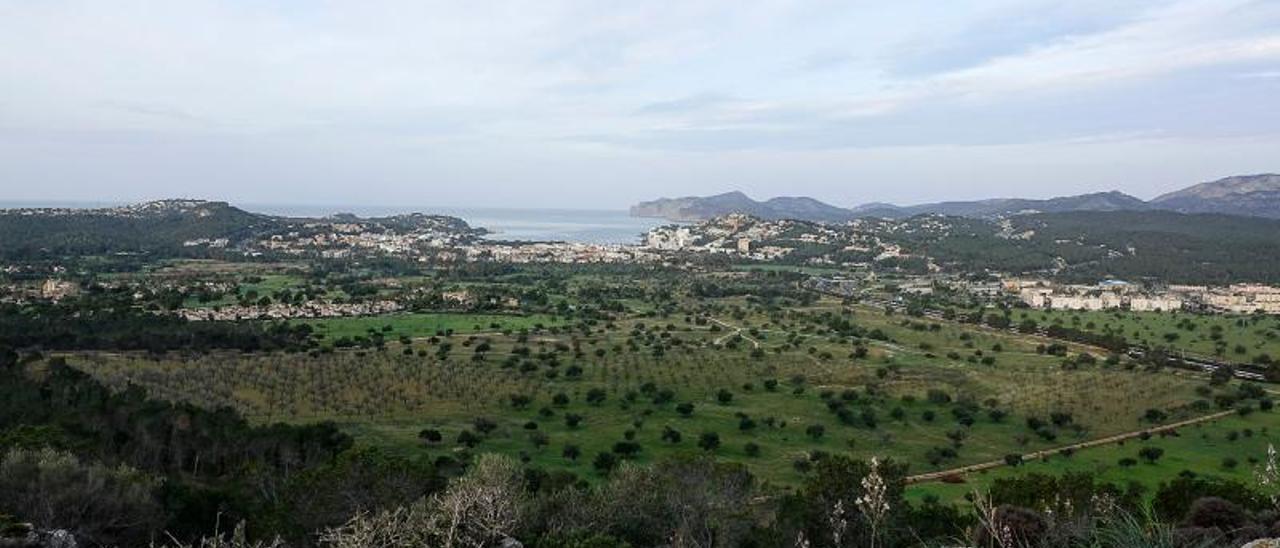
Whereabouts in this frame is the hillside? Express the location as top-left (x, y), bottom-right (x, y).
top-left (0, 200), bottom-right (274, 258)
top-left (0, 200), bottom-right (481, 259)
top-left (630, 191), bottom-right (857, 222)
top-left (903, 209), bottom-right (1280, 283)
top-left (1150, 173), bottom-right (1280, 218)
top-left (662, 209), bottom-right (1280, 284)
top-left (1004, 210), bottom-right (1280, 283)
top-left (874, 191), bottom-right (1149, 219)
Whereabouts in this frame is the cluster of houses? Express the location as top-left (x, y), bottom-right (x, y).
top-left (1007, 279), bottom-right (1280, 314)
top-left (644, 215), bottom-right (820, 261)
top-left (244, 218), bottom-right (671, 264)
top-left (454, 242), bottom-right (661, 264)
top-left (0, 278), bottom-right (81, 303)
top-left (1185, 284), bottom-right (1280, 314)
top-left (175, 300), bottom-right (403, 322)
top-left (252, 223), bottom-right (473, 258)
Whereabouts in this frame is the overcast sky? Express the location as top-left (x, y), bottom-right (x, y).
top-left (1, 0), bottom-right (1278, 209)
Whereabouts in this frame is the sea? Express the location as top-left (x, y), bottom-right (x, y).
top-left (0, 200), bottom-right (669, 245)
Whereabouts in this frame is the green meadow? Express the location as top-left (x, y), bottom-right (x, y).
top-left (69, 296), bottom-right (1267, 490)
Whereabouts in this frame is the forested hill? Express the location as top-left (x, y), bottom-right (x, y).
top-left (0, 200), bottom-right (275, 258)
top-left (916, 210), bottom-right (1280, 284)
top-left (0, 200), bottom-right (482, 259)
top-left (1019, 210), bottom-right (1280, 283)
top-left (674, 209), bottom-right (1280, 284)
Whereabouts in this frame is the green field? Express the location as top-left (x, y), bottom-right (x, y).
top-left (182, 273), bottom-right (317, 308)
top-left (302, 312), bottom-right (565, 341)
top-left (731, 264), bottom-right (849, 276)
top-left (910, 411), bottom-right (1280, 503)
top-left (1017, 308), bottom-right (1280, 360)
top-left (69, 295), bottom-right (1263, 489)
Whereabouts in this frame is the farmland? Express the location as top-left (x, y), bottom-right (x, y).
top-left (913, 411), bottom-right (1280, 502)
top-left (304, 311), bottom-right (564, 341)
top-left (1014, 307), bottom-right (1280, 361)
top-left (68, 281), bottom-right (1265, 491)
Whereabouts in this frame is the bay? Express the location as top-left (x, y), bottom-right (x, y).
top-left (0, 200), bottom-right (671, 245)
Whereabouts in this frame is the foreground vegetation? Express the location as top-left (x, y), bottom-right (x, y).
top-left (4, 262), bottom-right (1280, 546)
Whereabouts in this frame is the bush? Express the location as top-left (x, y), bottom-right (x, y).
top-left (698, 432), bottom-right (721, 452)
top-left (1138, 446), bottom-right (1165, 464)
top-left (0, 448), bottom-right (162, 547)
top-left (1183, 497), bottom-right (1249, 530)
top-left (593, 452), bottom-right (618, 473)
top-left (716, 389), bottom-right (734, 404)
top-left (564, 413), bottom-right (584, 428)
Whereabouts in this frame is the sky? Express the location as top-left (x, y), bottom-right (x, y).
top-left (1, 0), bottom-right (1278, 210)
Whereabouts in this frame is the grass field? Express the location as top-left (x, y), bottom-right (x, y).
top-left (1017, 308), bottom-right (1280, 361)
top-left (302, 312), bottom-right (565, 341)
top-left (182, 273), bottom-right (317, 308)
top-left (909, 411), bottom-right (1280, 503)
top-left (69, 296), bottom-right (1258, 489)
top-left (731, 264), bottom-right (849, 276)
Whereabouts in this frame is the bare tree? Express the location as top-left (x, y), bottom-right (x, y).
top-left (320, 453), bottom-right (525, 548)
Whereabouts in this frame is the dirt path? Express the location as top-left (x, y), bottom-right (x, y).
top-left (906, 410), bottom-right (1236, 484)
top-left (710, 318), bottom-right (762, 349)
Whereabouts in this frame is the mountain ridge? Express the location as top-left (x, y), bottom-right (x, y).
top-left (631, 174), bottom-right (1279, 222)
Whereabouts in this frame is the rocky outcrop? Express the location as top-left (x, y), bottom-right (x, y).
top-left (0, 525), bottom-right (77, 548)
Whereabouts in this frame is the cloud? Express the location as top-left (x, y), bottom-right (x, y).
top-left (589, 0), bottom-right (1280, 150)
top-left (636, 93), bottom-right (735, 114)
top-left (1, 0), bottom-right (1278, 206)
top-left (1235, 70), bottom-right (1280, 79)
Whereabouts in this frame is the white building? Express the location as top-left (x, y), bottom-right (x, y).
top-left (1129, 297), bottom-right (1182, 312)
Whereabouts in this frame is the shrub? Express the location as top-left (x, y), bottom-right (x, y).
top-left (698, 432), bottom-right (721, 452)
top-left (564, 413), bottom-right (584, 428)
top-left (0, 448), bottom-right (162, 547)
top-left (593, 452), bottom-right (618, 473)
top-left (716, 389), bottom-right (734, 404)
top-left (1139, 446), bottom-right (1165, 464)
top-left (676, 402), bottom-right (695, 417)
top-left (1183, 497), bottom-right (1248, 530)
top-left (562, 445), bottom-right (581, 461)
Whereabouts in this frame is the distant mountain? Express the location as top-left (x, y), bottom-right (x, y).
top-left (633, 174), bottom-right (1280, 223)
top-left (630, 191), bottom-right (857, 222)
top-left (1150, 174), bottom-right (1280, 218)
top-left (867, 191), bottom-right (1150, 219)
top-left (631, 190), bottom-right (1149, 222)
